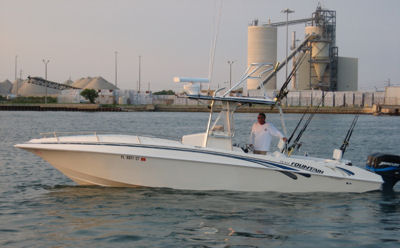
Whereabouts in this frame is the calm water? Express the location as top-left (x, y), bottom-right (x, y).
top-left (0, 111), bottom-right (399, 247)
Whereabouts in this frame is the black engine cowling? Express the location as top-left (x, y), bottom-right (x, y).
top-left (366, 153), bottom-right (400, 191)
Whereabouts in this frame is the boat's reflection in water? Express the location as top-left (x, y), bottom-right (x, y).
top-left (36, 186), bottom-right (399, 246)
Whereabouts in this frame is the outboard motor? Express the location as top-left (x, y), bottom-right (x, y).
top-left (366, 153), bottom-right (400, 191)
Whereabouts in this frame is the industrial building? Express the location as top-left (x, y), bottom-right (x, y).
top-left (247, 4), bottom-right (358, 92)
top-left (0, 76), bottom-right (119, 105)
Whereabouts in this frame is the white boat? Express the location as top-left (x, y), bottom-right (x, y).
top-left (14, 132), bottom-right (386, 192)
top-left (15, 64), bottom-right (400, 192)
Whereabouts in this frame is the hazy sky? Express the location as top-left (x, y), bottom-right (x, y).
top-left (1, 0), bottom-right (399, 91)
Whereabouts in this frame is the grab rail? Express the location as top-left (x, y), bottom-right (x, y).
top-left (40, 131), bottom-right (101, 143)
top-left (37, 131), bottom-right (180, 145)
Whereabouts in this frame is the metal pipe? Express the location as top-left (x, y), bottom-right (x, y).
top-left (223, 63), bottom-right (273, 97)
top-left (227, 60), bottom-right (234, 90)
top-left (259, 33), bottom-right (312, 89)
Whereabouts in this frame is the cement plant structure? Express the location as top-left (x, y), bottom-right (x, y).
top-left (247, 4), bottom-right (358, 92)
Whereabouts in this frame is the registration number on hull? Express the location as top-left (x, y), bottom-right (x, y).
top-left (120, 155), bottom-right (146, 162)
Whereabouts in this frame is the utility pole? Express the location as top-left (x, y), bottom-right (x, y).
top-left (282, 8), bottom-right (294, 83)
top-left (114, 51), bottom-right (118, 87)
top-left (42, 59), bottom-right (50, 104)
top-left (227, 60), bottom-right (234, 90)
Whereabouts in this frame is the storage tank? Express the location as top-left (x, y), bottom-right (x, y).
top-left (296, 51), bottom-right (311, 90)
top-left (118, 96), bottom-right (127, 105)
top-left (305, 26), bottom-right (322, 36)
top-left (247, 24), bottom-right (277, 90)
top-left (305, 26), bottom-right (330, 82)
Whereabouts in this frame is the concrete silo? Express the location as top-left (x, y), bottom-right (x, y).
top-left (306, 26), bottom-right (330, 83)
top-left (247, 4), bottom-right (358, 92)
top-left (247, 20), bottom-right (277, 91)
top-left (296, 5), bottom-right (339, 91)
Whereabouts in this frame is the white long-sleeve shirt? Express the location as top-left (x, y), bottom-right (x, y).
top-left (250, 122), bottom-right (284, 152)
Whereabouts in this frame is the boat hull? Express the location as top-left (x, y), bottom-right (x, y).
top-left (17, 143), bottom-right (383, 193)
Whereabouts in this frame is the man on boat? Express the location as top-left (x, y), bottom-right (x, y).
top-left (250, 113), bottom-right (287, 155)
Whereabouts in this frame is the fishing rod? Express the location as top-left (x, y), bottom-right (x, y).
top-left (271, 51), bottom-right (309, 154)
top-left (287, 102), bottom-right (321, 155)
top-left (280, 107), bottom-right (308, 155)
top-left (339, 114), bottom-right (359, 155)
top-left (287, 106), bottom-right (310, 145)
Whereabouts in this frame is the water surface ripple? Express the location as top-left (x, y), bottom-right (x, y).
top-left (1, 111), bottom-right (399, 247)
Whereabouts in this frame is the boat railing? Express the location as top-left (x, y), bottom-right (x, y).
top-left (38, 131), bottom-right (180, 144)
top-left (40, 131), bottom-right (100, 142)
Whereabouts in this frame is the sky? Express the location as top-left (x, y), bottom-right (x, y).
top-left (1, 0), bottom-right (399, 91)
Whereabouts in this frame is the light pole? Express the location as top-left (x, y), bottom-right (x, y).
top-left (15, 55), bottom-right (18, 96)
top-left (114, 51), bottom-right (118, 87)
top-left (291, 31), bottom-right (300, 90)
top-left (227, 60), bottom-right (234, 90)
top-left (42, 59), bottom-right (50, 104)
top-left (15, 55), bottom-right (18, 81)
top-left (282, 8), bottom-right (294, 83)
top-left (138, 55), bottom-right (141, 92)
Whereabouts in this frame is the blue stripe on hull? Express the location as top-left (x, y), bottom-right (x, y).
top-left (366, 165), bottom-right (399, 172)
top-left (36, 142), bottom-right (300, 172)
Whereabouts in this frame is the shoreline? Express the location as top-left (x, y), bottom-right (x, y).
top-left (0, 103), bottom-right (398, 115)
